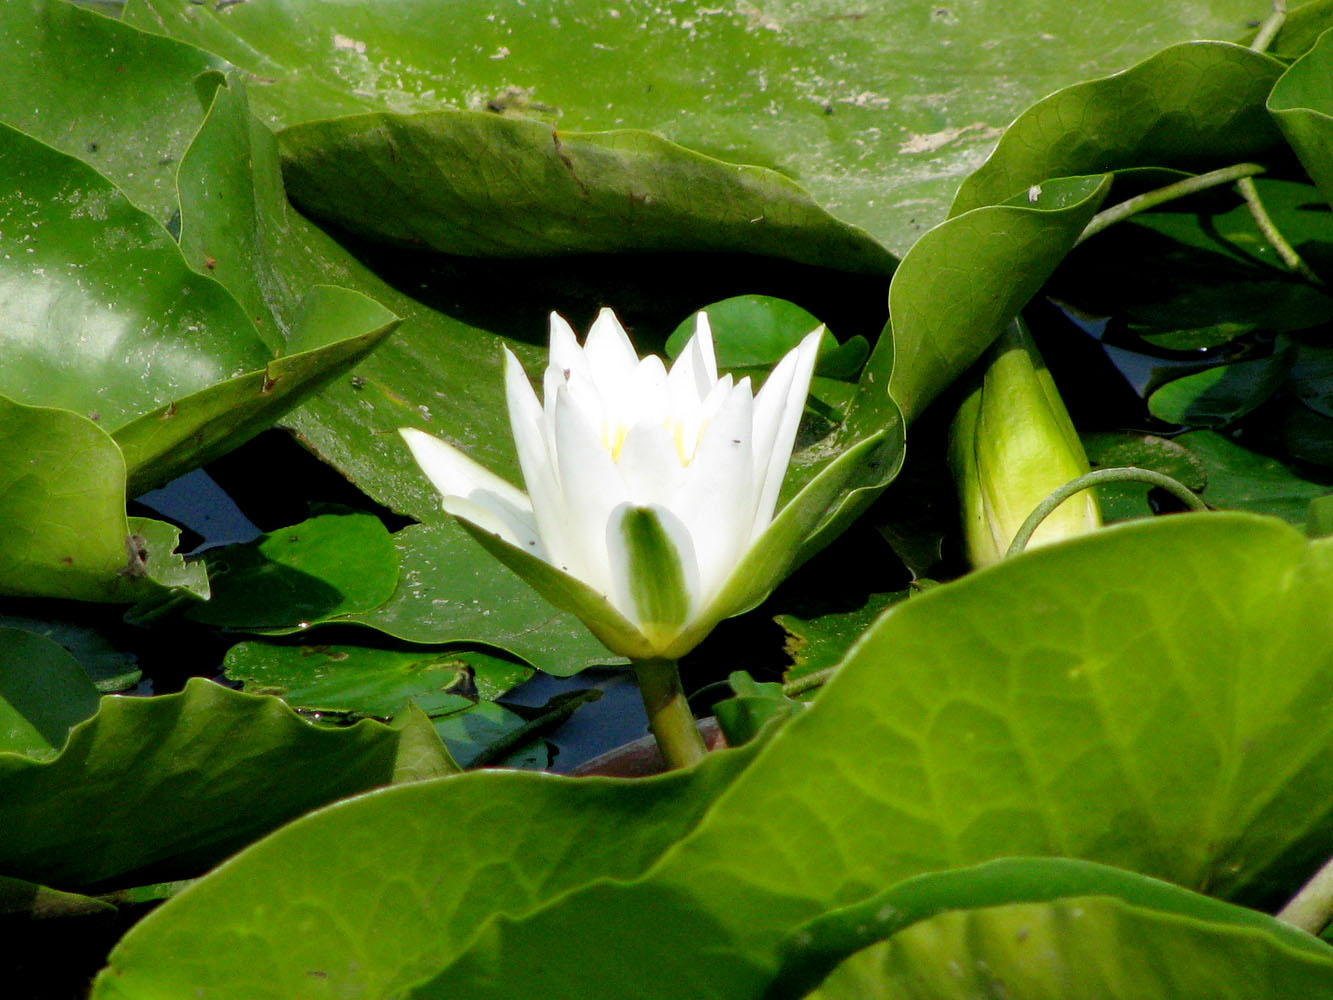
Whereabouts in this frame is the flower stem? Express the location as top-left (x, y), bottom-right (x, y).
top-left (1250, 0), bottom-right (1287, 54)
top-left (1076, 163), bottom-right (1266, 246)
top-left (633, 658), bottom-right (708, 770)
top-left (1006, 467), bottom-right (1208, 558)
top-left (1238, 175), bottom-right (1324, 284)
top-left (1277, 854), bottom-right (1333, 935)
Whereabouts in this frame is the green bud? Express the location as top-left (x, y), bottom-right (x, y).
top-left (948, 319), bottom-right (1101, 568)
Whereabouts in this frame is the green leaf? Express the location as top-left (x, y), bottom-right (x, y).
top-left (777, 591), bottom-right (907, 688)
top-left (0, 678), bottom-right (444, 891)
top-left (1082, 431), bottom-right (1210, 522)
top-left (714, 671), bottom-right (801, 746)
top-left (187, 512), bottom-right (399, 631)
top-left (808, 894), bottom-right (1333, 999)
top-left (0, 0), bottom-right (222, 223)
top-left (125, 0), bottom-right (1271, 255)
top-left (343, 522), bottom-right (619, 677)
top-left (92, 514), bottom-right (1333, 998)
top-left (666, 296), bottom-right (869, 379)
top-left (0, 608), bottom-right (142, 693)
top-left (951, 42), bottom-right (1285, 214)
top-left (1178, 430), bottom-right (1332, 524)
top-left (0, 396), bottom-right (203, 602)
top-left (223, 642), bottom-right (531, 718)
top-left (93, 741), bottom-right (764, 999)
top-left (773, 857), bottom-right (1333, 998)
top-left (0, 628), bottom-right (101, 760)
top-left (0, 118), bottom-right (398, 496)
top-left (1270, 27), bottom-right (1333, 213)
top-left (278, 112), bottom-right (893, 273)
top-left (879, 174), bottom-right (1112, 423)
top-left (1148, 339), bottom-right (1296, 427)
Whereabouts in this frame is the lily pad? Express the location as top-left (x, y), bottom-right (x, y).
top-left (0, 118), bottom-right (399, 496)
top-left (125, 0), bottom-right (1269, 255)
top-left (0, 678), bottom-right (453, 891)
top-left (1147, 338), bottom-right (1296, 427)
top-left (778, 591), bottom-right (907, 688)
top-left (92, 514), bottom-right (1333, 998)
top-left (951, 41), bottom-right (1285, 214)
top-left (223, 642), bottom-right (532, 718)
top-left (0, 0), bottom-right (222, 223)
top-left (0, 396), bottom-right (206, 602)
top-left (343, 522), bottom-right (620, 677)
top-left (1177, 430), bottom-right (1332, 524)
top-left (808, 891), bottom-right (1333, 999)
top-left (666, 296), bottom-right (870, 379)
top-left (278, 112), bottom-right (893, 273)
top-left (0, 629), bottom-right (101, 760)
top-left (187, 511), bottom-right (399, 632)
top-left (772, 857), bottom-right (1333, 999)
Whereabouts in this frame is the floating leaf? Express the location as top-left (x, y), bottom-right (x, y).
top-left (1148, 339), bottom-right (1295, 427)
top-left (343, 522), bottom-right (620, 677)
top-left (952, 42), bottom-right (1284, 214)
top-left (0, 678), bottom-right (450, 891)
top-left (126, 0), bottom-right (1270, 255)
top-left (1178, 430), bottom-right (1332, 523)
top-left (279, 112), bottom-right (893, 273)
top-left (95, 515), bottom-right (1333, 997)
top-left (0, 629), bottom-right (100, 760)
top-left (772, 858), bottom-right (1333, 999)
top-left (224, 642), bottom-right (532, 718)
top-left (187, 512), bottom-right (399, 632)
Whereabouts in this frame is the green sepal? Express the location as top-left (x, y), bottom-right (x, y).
top-left (451, 519), bottom-right (643, 661)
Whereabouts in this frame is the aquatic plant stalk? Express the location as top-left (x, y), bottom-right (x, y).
top-left (634, 658), bottom-right (708, 769)
top-left (1277, 853), bottom-right (1333, 936)
top-left (1076, 163), bottom-right (1266, 245)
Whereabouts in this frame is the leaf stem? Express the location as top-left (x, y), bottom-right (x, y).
top-left (1006, 467), bottom-right (1208, 558)
top-left (783, 667), bottom-right (838, 698)
top-left (1237, 175), bottom-right (1324, 284)
top-left (633, 658), bottom-right (708, 770)
top-left (1076, 163), bottom-right (1267, 246)
top-left (1251, 0), bottom-right (1287, 54)
top-left (1277, 854), bottom-right (1333, 935)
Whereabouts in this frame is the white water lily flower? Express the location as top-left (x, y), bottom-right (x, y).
top-left (401, 308), bottom-right (881, 661)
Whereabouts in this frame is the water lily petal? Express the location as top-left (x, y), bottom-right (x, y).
top-left (583, 307), bottom-right (640, 388)
top-left (606, 503), bottom-right (699, 650)
top-left (751, 326), bottom-right (823, 533)
top-left (668, 313), bottom-right (719, 402)
top-left (617, 420), bottom-right (688, 506)
top-left (673, 381), bottom-right (756, 603)
top-left (503, 348), bottom-right (569, 567)
top-left (552, 382), bottom-right (628, 592)
top-left (398, 428), bottom-right (540, 553)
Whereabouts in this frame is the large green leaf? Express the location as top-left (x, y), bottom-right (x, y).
top-left (278, 112), bottom-right (892, 272)
top-left (1178, 430), bottom-right (1333, 524)
top-left (186, 511), bottom-right (399, 631)
top-left (223, 642), bottom-right (532, 719)
top-left (0, 0), bottom-right (221, 223)
top-left (809, 896), bottom-right (1333, 999)
top-left (0, 396), bottom-right (206, 602)
top-left (951, 41), bottom-right (1285, 214)
top-left (1270, 27), bottom-right (1333, 213)
top-left (91, 514), bottom-right (1333, 997)
top-left (873, 174), bottom-right (1112, 423)
top-left (0, 118), bottom-right (399, 496)
top-left (0, 628), bottom-right (101, 760)
top-left (342, 522), bottom-right (621, 676)
top-left (125, 0), bottom-right (1267, 255)
top-left (0, 678), bottom-right (452, 891)
top-left (772, 858), bottom-right (1333, 998)
top-left (93, 743), bottom-right (765, 999)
